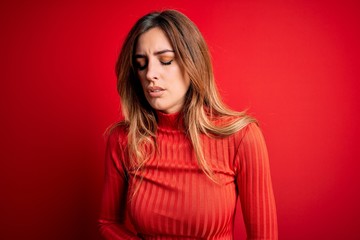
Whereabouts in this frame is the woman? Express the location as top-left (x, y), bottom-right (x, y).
top-left (98, 9), bottom-right (278, 239)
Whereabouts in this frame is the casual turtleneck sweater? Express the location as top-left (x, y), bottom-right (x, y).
top-left (98, 111), bottom-right (278, 239)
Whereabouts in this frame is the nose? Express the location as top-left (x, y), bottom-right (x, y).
top-left (145, 59), bottom-right (159, 81)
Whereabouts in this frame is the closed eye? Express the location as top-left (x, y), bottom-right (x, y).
top-left (136, 63), bottom-right (147, 71)
top-left (161, 59), bottom-right (173, 65)
top-left (134, 59), bottom-right (147, 71)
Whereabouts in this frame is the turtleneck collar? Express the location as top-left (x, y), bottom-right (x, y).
top-left (156, 110), bottom-right (184, 131)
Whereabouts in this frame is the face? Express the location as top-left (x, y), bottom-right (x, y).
top-left (134, 27), bottom-right (190, 114)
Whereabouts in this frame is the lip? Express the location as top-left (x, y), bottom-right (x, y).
top-left (147, 86), bottom-right (165, 97)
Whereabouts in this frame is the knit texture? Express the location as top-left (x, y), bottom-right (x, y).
top-left (98, 111), bottom-right (278, 239)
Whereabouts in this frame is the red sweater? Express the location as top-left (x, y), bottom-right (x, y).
top-left (98, 111), bottom-right (278, 239)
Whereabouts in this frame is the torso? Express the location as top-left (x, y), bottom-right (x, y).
top-left (118, 112), bottom-right (246, 239)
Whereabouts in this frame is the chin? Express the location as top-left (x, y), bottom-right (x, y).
top-left (149, 104), bottom-right (167, 112)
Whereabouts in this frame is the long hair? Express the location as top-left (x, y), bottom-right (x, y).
top-left (115, 9), bottom-right (256, 182)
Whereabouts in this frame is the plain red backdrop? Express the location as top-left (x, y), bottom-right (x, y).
top-left (1, 0), bottom-right (360, 239)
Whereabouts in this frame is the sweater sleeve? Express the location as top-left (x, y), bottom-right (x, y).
top-left (98, 128), bottom-right (140, 240)
top-left (235, 123), bottom-right (278, 239)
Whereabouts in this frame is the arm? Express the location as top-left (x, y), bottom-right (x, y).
top-left (98, 127), bottom-right (140, 240)
top-left (235, 123), bottom-right (278, 239)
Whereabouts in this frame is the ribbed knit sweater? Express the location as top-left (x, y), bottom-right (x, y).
top-left (98, 111), bottom-right (278, 239)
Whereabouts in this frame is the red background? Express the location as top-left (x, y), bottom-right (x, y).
top-left (1, 0), bottom-right (360, 239)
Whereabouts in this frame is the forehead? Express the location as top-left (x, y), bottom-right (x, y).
top-left (135, 27), bottom-right (173, 53)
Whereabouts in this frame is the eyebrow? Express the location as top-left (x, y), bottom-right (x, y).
top-left (134, 49), bottom-right (174, 58)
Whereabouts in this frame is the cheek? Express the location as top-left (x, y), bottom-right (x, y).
top-left (173, 81), bottom-right (190, 99)
top-left (180, 75), bottom-right (191, 93)
top-left (138, 75), bottom-right (147, 90)
top-left (172, 68), bottom-right (190, 91)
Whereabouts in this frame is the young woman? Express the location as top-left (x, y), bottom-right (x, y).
top-left (98, 9), bottom-right (278, 239)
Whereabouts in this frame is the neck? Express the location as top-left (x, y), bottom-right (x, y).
top-left (156, 110), bottom-right (184, 131)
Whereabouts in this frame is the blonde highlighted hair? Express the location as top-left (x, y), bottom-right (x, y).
top-left (114, 9), bottom-right (256, 182)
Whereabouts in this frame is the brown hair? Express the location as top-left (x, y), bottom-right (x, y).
top-left (114, 9), bottom-right (256, 182)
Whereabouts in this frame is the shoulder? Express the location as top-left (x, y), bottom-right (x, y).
top-left (209, 112), bottom-right (258, 138)
top-left (239, 121), bottom-right (261, 133)
top-left (209, 110), bottom-right (256, 129)
top-left (104, 121), bottom-right (129, 148)
top-left (237, 122), bottom-right (267, 149)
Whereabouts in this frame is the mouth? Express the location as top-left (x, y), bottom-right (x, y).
top-left (147, 86), bottom-right (165, 97)
top-left (150, 89), bottom-right (162, 92)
